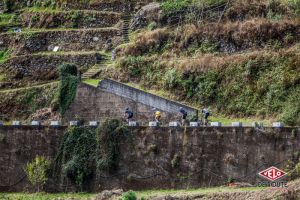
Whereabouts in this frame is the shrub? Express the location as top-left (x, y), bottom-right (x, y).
top-left (59, 63), bottom-right (78, 77)
top-left (58, 63), bottom-right (79, 115)
top-left (118, 56), bottom-right (145, 77)
top-left (3, 0), bottom-right (14, 13)
top-left (163, 68), bottom-right (182, 89)
top-left (280, 88), bottom-right (300, 126)
top-left (25, 156), bottom-right (51, 192)
top-left (161, 0), bottom-right (190, 15)
top-left (287, 0), bottom-right (300, 16)
top-left (161, 0), bottom-right (226, 16)
top-left (120, 191), bottom-right (137, 200)
top-left (71, 11), bottom-right (82, 28)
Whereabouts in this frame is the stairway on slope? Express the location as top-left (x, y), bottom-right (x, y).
top-left (121, 14), bottom-right (131, 43)
top-left (81, 55), bottom-right (113, 79)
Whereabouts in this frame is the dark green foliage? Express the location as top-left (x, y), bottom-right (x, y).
top-left (280, 88), bottom-right (300, 126)
top-left (55, 127), bottom-right (97, 191)
top-left (58, 63), bottom-right (79, 115)
top-left (33, 0), bottom-right (56, 8)
top-left (54, 119), bottom-right (128, 191)
top-left (3, 0), bottom-right (14, 13)
top-left (59, 63), bottom-right (78, 77)
top-left (96, 119), bottom-right (129, 172)
top-left (171, 154), bottom-right (180, 168)
top-left (71, 11), bottom-right (82, 28)
top-left (120, 191), bottom-right (137, 200)
top-left (160, 0), bottom-right (226, 16)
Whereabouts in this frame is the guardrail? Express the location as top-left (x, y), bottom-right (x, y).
top-left (0, 120), bottom-right (291, 128)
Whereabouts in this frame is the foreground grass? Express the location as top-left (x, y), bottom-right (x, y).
top-left (0, 193), bottom-right (96, 200)
top-left (0, 187), bottom-right (266, 200)
top-left (136, 186), bottom-right (266, 199)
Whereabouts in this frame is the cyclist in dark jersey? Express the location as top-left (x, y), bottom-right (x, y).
top-left (124, 108), bottom-right (134, 122)
top-left (179, 107), bottom-right (188, 126)
top-left (202, 108), bottom-right (210, 126)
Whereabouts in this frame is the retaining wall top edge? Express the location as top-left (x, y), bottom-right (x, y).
top-left (98, 78), bottom-right (198, 113)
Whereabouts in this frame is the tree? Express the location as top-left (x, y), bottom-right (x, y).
top-left (25, 156), bottom-right (51, 192)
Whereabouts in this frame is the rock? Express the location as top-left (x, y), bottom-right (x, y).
top-left (130, 2), bottom-right (162, 30)
top-left (94, 189), bottom-right (124, 200)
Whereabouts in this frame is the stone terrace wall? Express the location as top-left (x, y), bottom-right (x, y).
top-left (1, 52), bottom-right (101, 82)
top-left (0, 28), bottom-right (122, 55)
top-left (67, 0), bottom-right (154, 12)
top-left (64, 81), bottom-right (198, 123)
top-left (20, 10), bottom-right (121, 29)
top-left (0, 126), bottom-right (299, 192)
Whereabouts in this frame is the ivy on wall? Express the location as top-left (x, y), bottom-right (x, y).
top-left (58, 63), bottom-right (79, 115)
top-left (54, 118), bottom-right (129, 191)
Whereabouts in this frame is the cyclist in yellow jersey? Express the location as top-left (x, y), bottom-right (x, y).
top-left (155, 111), bottom-right (161, 123)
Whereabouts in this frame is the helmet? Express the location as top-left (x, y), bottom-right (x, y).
top-left (179, 107), bottom-right (184, 111)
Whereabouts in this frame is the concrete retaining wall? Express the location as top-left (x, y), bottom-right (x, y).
top-left (64, 81), bottom-right (198, 123)
top-left (99, 78), bottom-right (198, 115)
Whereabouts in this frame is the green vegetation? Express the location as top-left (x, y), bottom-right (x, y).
top-left (136, 186), bottom-right (265, 199)
top-left (120, 191), bottom-right (137, 200)
top-left (25, 156), bottom-right (51, 192)
top-left (55, 126), bottom-right (97, 191)
top-left (97, 119), bottom-right (129, 172)
top-left (3, 0), bottom-right (14, 13)
top-left (58, 63), bottom-right (79, 115)
top-left (0, 82), bottom-right (58, 121)
top-left (54, 119), bottom-right (129, 191)
top-left (82, 79), bottom-right (101, 87)
top-left (0, 49), bottom-right (12, 64)
top-left (161, 0), bottom-right (226, 14)
top-left (0, 186), bottom-right (266, 200)
top-left (117, 51), bottom-right (300, 125)
top-left (71, 11), bottom-right (82, 28)
top-left (0, 193), bottom-right (95, 200)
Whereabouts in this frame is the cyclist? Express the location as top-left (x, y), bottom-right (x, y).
top-left (179, 107), bottom-right (188, 126)
top-left (202, 108), bottom-right (210, 126)
top-left (124, 108), bottom-right (134, 122)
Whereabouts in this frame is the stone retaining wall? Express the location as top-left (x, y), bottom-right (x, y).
top-left (0, 126), bottom-right (299, 192)
top-left (0, 52), bottom-right (101, 82)
top-left (0, 28), bottom-right (122, 55)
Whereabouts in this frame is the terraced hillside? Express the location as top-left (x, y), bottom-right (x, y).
top-left (0, 0), bottom-right (299, 125)
top-left (0, 0), bottom-right (150, 121)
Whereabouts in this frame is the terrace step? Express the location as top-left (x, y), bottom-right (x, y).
top-left (121, 14), bottom-right (131, 43)
top-left (81, 57), bottom-right (112, 79)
